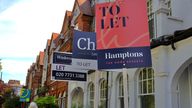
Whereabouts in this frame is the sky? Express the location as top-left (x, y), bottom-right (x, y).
top-left (0, 0), bottom-right (75, 85)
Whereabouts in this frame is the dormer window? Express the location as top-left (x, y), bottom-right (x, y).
top-left (90, 0), bottom-right (95, 7)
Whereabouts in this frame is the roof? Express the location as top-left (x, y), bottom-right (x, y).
top-left (73, 0), bottom-right (93, 16)
top-left (60, 11), bottom-right (72, 34)
top-left (39, 51), bottom-right (44, 65)
top-left (50, 33), bottom-right (59, 45)
top-left (8, 80), bottom-right (20, 86)
top-left (47, 39), bottom-right (51, 46)
top-left (151, 27), bottom-right (192, 49)
top-left (52, 33), bottom-right (59, 40)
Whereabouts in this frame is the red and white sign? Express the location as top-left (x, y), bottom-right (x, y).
top-left (96, 0), bottom-right (152, 69)
top-left (96, 0), bottom-right (150, 49)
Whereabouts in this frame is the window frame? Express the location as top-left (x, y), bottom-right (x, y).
top-left (99, 79), bottom-right (107, 108)
top-left (88, 82), bottom-right (95, 108)
top-left (118, 74), bottom-right (124, 108)
top-left (137, 68), bottom-right (155, 108)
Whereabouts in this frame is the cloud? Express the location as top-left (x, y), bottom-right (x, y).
top-left (0, 0), bottom-right (22, 13)
top-left (1, 58), bottom-right (33, 84)
top-left (2, 59), bottom-right (32, 72)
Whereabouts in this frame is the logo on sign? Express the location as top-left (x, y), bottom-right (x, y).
top-left (53, 52), bottom-right (72, 65)
top-left (73, 30), bottom-right (97, 59)
top-left (77, 38), bottom-right (95, 50)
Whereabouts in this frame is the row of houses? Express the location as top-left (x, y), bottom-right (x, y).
top-left (26, 0), bottom-right (192, 108)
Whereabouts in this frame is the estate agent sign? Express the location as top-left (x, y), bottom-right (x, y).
top-left (96, 0), bottom-right (152, 69)
top-left (52, 52), bottom-right (87, 81)
top-left (72, 30), bottom-right (97, 70)
top-left (19, 88), bottom-right (31, 102)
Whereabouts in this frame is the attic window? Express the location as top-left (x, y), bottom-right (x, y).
top-left (90, 0), bottom-right (95, 7)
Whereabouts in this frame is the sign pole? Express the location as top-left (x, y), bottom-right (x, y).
top-left (123, 68), bottom-right (129, 108)
top-left (21, 102), bottom-right (24, 108)
top-left (106, 71), bottom-right (109, 108)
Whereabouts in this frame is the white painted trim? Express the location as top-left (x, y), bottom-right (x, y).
top-left (188, 66), bottom-right (192, 108)
top-left (123, 69), bottom-right (129, 108)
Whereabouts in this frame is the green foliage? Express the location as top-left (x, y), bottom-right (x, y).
top-left (3, 88), bottom-right (13, 100)
top-left (2, 90), bottom-right (21, 108)
top-left (37, 86), bottom-right (48, 97)
top-left (0, 95), bottom-right (5, 105)
top-left (35, 96), bottom-right (58, 108)
top-left (72, 104), bottom-right (83, 108)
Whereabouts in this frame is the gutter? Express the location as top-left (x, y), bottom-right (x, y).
top-left (150, 27), bottom-right (192, 50)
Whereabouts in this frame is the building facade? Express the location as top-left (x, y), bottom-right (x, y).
top-left (26, 51), bottom-right (44, 100)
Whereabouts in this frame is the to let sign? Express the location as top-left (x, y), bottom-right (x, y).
top-left (96, 0), bottom-right (152, 69)
top-left (52, 52), bottom-right (87, 81)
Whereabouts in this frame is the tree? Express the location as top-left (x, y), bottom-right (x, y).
top-left (2, 88), bottom-right (21, 108)
top-left (3, 96), bottom-right (21, 108)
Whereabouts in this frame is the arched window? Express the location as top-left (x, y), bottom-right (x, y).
top-left (118, 75), bottom-right (124, 108)
top-left (117, 73), bottom-right (129, 108)
top-left (99, 79), bottom-right (107, 108)
top-left (138, 68), bottom-right (155, 108)
top-left (88, 83), bottom-right (95, 108)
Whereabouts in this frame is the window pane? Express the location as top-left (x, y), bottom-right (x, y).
top-left (100, 80), bottom-right (107, 108)
top-left (119, 76), bottom-right (124, 96)
top-left (141, 95), bottom-right (155, 108)
top-left (148, 68), bottom-right (152, 78)
top-left (90, 101), bottom-right (94, 108)
top-left (148, 80), bottom-right (153, 93)
top-left (143, 81), bottom-right (147, 94)
top-left (139, 71), bottom-right (142, 80)
top-left (89, 83), bottom-right (94, 108)
top-left (99, 100), bottom-right (106, 108)
top-left (119, 97), bottom-right (124, 108)
top-left (139, 82), bottom-right (143, 94)
top-left (139, 68), bottom-right (154, 94)
top-left (143, 69), bottom-right (147, 79)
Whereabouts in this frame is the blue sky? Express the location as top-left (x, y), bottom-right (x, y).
top-left (0, 0), bottom-right (75, 84)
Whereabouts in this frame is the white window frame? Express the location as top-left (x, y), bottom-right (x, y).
top-left (147, 0), bottom-right (155, 39)
top-left (88, 83), bottom-right (95, 108)
top-left (118, 75), bottom-right (124, 108)
top-left (116, 73), bottom-right (129, 108)
top-left (147, 0), bottom-right (153, 20)
top-left (166, 0), bottom-right (172, 16)
top-left (99, 79), bottom-right (107, 108)
top-left (137, 68), bottom-right (155, 108)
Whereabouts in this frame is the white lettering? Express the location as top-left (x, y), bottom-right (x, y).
top-left (77, 38), bottom-right (86, 50)
top-left (105, 52), bottom-right (144, 59)
top-left (77, 38), bottom-right (96, 50)
top-left (56, 65), bottom-right (65, 71)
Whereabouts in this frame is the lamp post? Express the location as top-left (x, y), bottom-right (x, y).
top-left (0, 71), bottom-right (2, 80)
